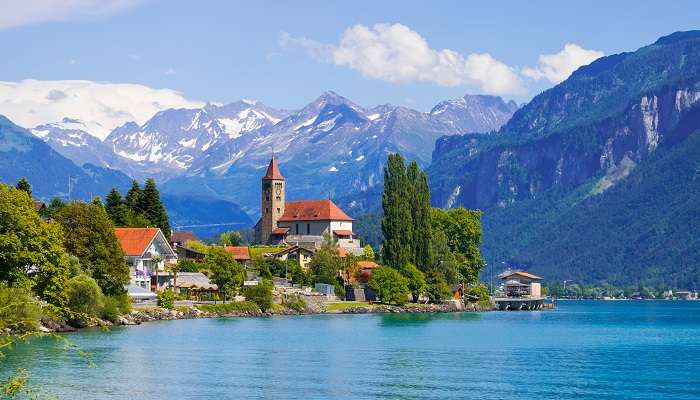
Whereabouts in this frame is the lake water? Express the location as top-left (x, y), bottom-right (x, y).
top-left (2, 301), bottom-right (699, 399)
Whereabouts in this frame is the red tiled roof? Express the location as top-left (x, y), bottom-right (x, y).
top-left (333, 230), bottom-right (354, 236)
top-left (114, 228), bottom-right (160, 256)
top-left (263, 158), bottom-right (284, 180)
top-left (225, 246), bottom-right (251, 261)
top-left (171, 230), bottom-right (196, 244)
top-left (501, 271), bottom-right (544, 281)
top-left (279, 199), bottom-right (353, 222)
top-left (357, 261), bottom-right (379, 269)
top-left (272, 227), bottom-right (290, 235)
top-left (33, 200), bottom-right (45, 212)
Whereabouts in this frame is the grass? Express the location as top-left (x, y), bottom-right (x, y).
top-left (249, 246), bottom-right (287, 258)
top-left (325, 301), bottom-right (371, 312)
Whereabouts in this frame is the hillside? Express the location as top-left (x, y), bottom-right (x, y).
top-left (428, 30), bottom-right (700, 287)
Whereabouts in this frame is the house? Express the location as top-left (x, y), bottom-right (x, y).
top-left (114, 227), bottom-right (177, 291)
top-left (271, 245), bottom-right (316, 270)
top-left (170, 230), bottom-right (197, 249)
top-left (254, 157), bottom-right (362, 256)
top-left (225, 246), bottom-right (252, 267)
top-left (176, 245), bottom-right (206, 262)
top-left (499, 271), bottom-right (544, 298)
top-left (33, 200), bottom-right (46, 214)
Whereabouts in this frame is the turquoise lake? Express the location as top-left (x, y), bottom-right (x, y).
top-left (2, 301), bottom-right (699, 399)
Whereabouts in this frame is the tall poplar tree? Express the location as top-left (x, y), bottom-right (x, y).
top-left (381, 153), bottom-right (413, 269)
top-left (407, 161), bottom-right (433, 270)
top-left (141, 178), bottom-right (171, 239)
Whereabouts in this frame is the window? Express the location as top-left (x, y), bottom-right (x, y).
top-left (265, 208), bottom-right (269, 214)
top-left (307, 224), bottom-right (310, 235)
top-left (295, 224), bottom-right (299, 234)
top-left (277, 207), bottom-right (280, 214)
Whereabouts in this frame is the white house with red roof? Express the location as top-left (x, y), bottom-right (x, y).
top-left (254, 157), bottom-right (362, 255)
top-left (114, 227), bottom-right (177, 290)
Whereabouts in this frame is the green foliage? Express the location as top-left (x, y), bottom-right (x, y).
top-left (205, 247), bottom-right (244, 300)
top-left (466, 284), bottom-right (491, 305)
top-left (157, 290), bottom-right (175, 309)
top-left (282, 294), bottom-right (306, 312)
top-left (185, 240), bottom-right (211, 254)
top-left (56, 202), bottom-right (129, 296)
top-left (0, 184), bottom-right (70, 308)
top-left (100, 293), bottom-right (131, 322)
top-left (362, 244), bottom-right (375, 260)
top-left (177, 258), bottom-right (200, 273)
top-left (141, 178), bottom-right (171, 239)
top-left (66, 274), bottom-right (103, 318)
top-left (219, 231), bottom-right (243, 246)
top-left (428, 230), bottom-right (460, 284)
top-left (310, 236), bottom-right (341, 284)
top-left (287, 260), bottom-right (310, 286)
top-left (431, 207), bottom-right (484, 284)
top-left (196, 301), bottom-right (259, 314)
top-left (368, 266), bottom-right (410, 306)
top-left (41, 197), bottom-right (67, 219)
top-left (243, 281), bottom-right (273, 311)
top-left (105, 187), bottom-right (130, 226)
top-left (425, 271), bottom-right (452, 303)
top-left (14, 177), bottom-right (31, 198)
top-left (381, 153), bottom-right (413, 269)
top-left (354, 213), bottom-right (383, 250)
top-left (407, 161), bottom-right (433, 269)
top-left (0, 284), bottom-right (42, 333)
top-left (401, 263), bottom-right (426, 303)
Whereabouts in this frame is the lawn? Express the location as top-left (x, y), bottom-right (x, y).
top-left (325, 301), bottom-right (372, 311)
top-left (249, 246), bottom-right (287, 258)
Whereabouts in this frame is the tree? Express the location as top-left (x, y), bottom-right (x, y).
top-left (0, 184), bottom-right (70, 308)
top-left (105, 188), bottom-right (130, 226)
top-left (66, 274), bottom-right (103, 318)
top-left (401, 263), bottom-right (425, 303)
top-left (177, 258), bottom-right (200, 273)
top-left (381, 153), bottom-right (413, 269)
top-left (362, 244), bottom-right (375, 260)
top-left (429, 230), bottom-right (460, 284)
top-left (55, 202), bottom-right (129, 296)
top-left (425, 271), bottom-right (452, 303)
top-left (150, 256), bottom-right (163, 293)
top-left (184, 240), bottom-right (210, 254)
top-left (220, 231), bottom-right (243, 246)
top-left (310, 234), bottom-right (341, 284)
top-left (407, 161), bottom-right (433, 269)
top-left (430, 208), bottom-right (484, 284)
top-left (141, 178), bottom-right (171, 239)
top-left (125, 180), bottom-right (143, 214)
top-left (205, 247), bottom-right (244, 301)
top-left (42, 197), bottom-right (67, 219)
top-left (15, 178), bottom-right (31, 198)
top-left (287, 260), bottom-right (310, 286)
top-left (368, 266), bottom-right (409, 306)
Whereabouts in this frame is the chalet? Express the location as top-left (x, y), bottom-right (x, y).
top-left (254, 157), bottom-right (362, 256)
top-left (224, 246), bottom-right (252, 267)
top-left (114, 227), bottom-right (177, 290)
top-left (500, 271), bottom-right (544, 298)
top-left (271, 245), bottom-right (316, 270)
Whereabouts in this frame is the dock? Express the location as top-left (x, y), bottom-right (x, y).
top-left (494, 296), bottom-right (549, 310)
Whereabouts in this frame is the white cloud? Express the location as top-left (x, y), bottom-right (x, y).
top-left (281, 23), bottom-right (525, 96)
top-left (522, 43), bottom-right (604, 84)
top-left (165, 67), bottom-right (176, 75)
top-left (0, 0), bottom-right (145, 30)
top-left (0, 79), bottom-right (204, 140)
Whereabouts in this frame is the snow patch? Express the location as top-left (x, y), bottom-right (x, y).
top-left (367, 113), bottom-right (381, 121)
top-left (328, 166), bottom-right (338, 172)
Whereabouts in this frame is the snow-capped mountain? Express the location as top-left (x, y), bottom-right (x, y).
top-left (29, 91), bottom-right (517, 215)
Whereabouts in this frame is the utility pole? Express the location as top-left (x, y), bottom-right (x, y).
top-left (67, 175), bottom-right (72, 201)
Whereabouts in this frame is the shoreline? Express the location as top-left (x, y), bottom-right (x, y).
top-left (40, 301), bottom-right (494, 332)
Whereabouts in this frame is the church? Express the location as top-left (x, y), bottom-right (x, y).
top-left (254, 157), bottom-right (362, 255)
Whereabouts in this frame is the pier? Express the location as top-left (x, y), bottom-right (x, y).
top-left (494, 297), bottom-right (547, 310)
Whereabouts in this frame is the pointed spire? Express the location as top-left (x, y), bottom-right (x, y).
top-left (263, 157), bottom-right (284, 180)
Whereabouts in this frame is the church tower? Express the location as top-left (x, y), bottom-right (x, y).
top-left (258, 156), bottom-right (285, 244)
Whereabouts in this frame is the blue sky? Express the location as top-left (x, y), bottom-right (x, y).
top-left (1, 0), bottom-right (699, 112)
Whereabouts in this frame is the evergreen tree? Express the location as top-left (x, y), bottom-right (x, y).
top-left (141, 178), bottom-right (171, 238)
top-left (15, 178), bottom-right (32, 198)
top-left (125, 180), bottom-right (143, 214)
top-left (105, 188), bottom-right (129, 226)
top-left (407, 161), bottom-right (432, 270)
top-left (91, 196), bottom-right (103, 208)
top-left (381, 153), bottom-right (413, 269)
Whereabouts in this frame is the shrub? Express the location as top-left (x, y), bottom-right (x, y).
top-left (157, 290), bottom-right (175, 309)
top-left (425, 272), bottom-right (452, 303)
top-left (243, 282), bottom-right (273, 311)
top-left (368, 267), bottom-right (410, 306)
top-left (0, 284), bottom-right (42, 333)
top-left (282, 295), bottom-right (306, 312)
top-left (66, 275), bottom-right (103, 318)
top-left (467, 284), bottom-right (490, 303)
top-left (100, 293), bottom-right (131, 322)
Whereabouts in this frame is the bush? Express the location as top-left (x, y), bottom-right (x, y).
top-left (196, 301), bottom-right (260, 314)
top-left (425, 272), bottom-right (452, 303)
top-left (467, 284), bottom-right (490, 303)
top-left (368, 267), bottom-right (410, 306)
top-left (100, 294), bottom-right (131, 322)
top-left (0, 284), bottom-right (42, 333)
top-left (243, 282), bottom-right (273, 311)
top-left (282, 295), bottom-right (306, 312)
top-left (66, 275), bottom-right (103, 318)
top-left (157, 290), bottom-right (175, 309)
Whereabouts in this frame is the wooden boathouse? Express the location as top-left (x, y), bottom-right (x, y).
top-left (495, 271), bottom-right (547, 310)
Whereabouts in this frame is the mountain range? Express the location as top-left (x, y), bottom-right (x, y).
top-left (428, 30), bottom-right (700, 288)
top-left (20, 92), bottom-right (517, 216)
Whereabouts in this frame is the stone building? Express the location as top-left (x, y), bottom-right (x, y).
top-left (254, 157), bottom-right (362, 255)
